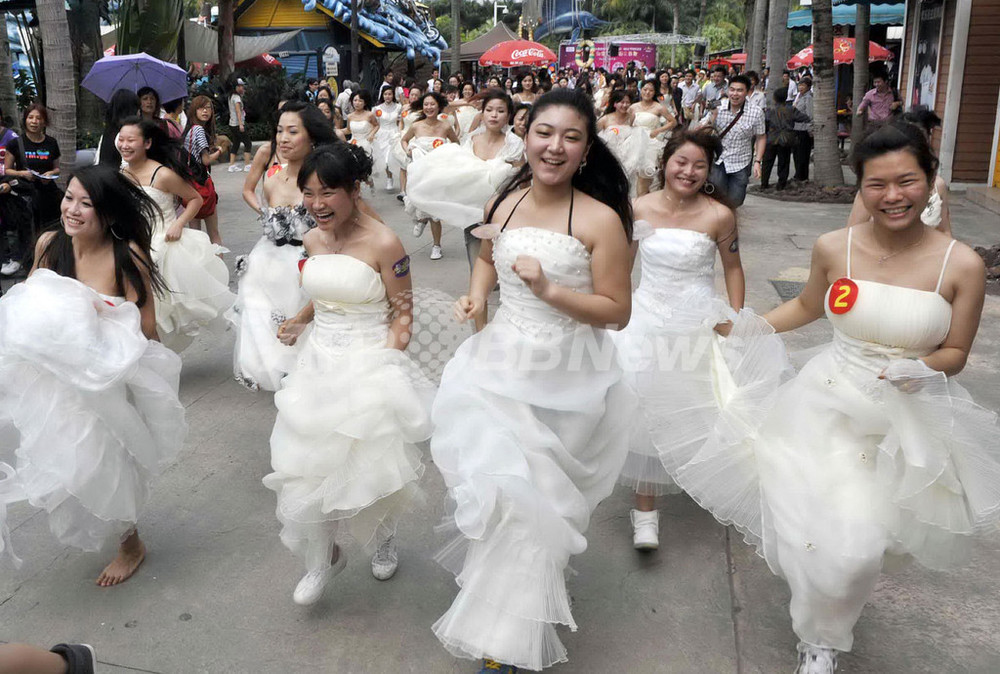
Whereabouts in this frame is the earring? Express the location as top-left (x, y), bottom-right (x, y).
top-left (702, 182), bottom-right (715, 195)
top-left (109, 224), bottom-right (125, 240)
top-left (578, 159), bottom-right (588, 174)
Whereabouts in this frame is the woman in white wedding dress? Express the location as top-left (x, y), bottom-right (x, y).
top-left (694, 123), bottom-right (1000, 673)
top-left (614, 127), bottom-right (789, 551)
top-left (346, 89), bottom-right (377, 191)
top-left (0, 165), bottom-right (186, 586)
top-left (404, 89), bottom-right (523, 280)
top-left (629, 79), bottom-right (676, 196)
top-left (391, 85), bottom-right (423, 199)
top-left (262, 143), bottom-right (432, 606)
top-left (401, 91), bottom-right (459, 261)
top-left (430, 89), bottom-right (635, 673)
top-left (372, 87), bottom-right (402, 191)
top-left (117, 118), bottom-right (234, 353)
top-left (228, 102), bottom-right (337, 391)
top-left (597, 90), bottom-right (645, 194)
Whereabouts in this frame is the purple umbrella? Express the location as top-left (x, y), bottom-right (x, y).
top-left (81, 52), bottom-right (188, 103)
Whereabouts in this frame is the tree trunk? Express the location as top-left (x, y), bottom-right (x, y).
top-left (697, 0), bottom-right (708, 35)
top-left (450, 0), bottom-right (461, 78)
top-left (69, 0), bottom-right (104, 135)
top-left (812, 0), bottom-right (844, 186)
top-left (671, 1), bottom-right (679, 67)
top-left (36, 0), bottom-right (77, 172)
top-left (218, 0), bottom-right (235, 79)
top-left (748, 0), bottom-right (768, 75)
top-left (765, 0), bottom-right (790, 98)
top-left (850, 2), bottom-right (870, 155)
top-left (0, 28), bottom-right (17, 129)
top-left (351, 0), bottom-right (359, 82)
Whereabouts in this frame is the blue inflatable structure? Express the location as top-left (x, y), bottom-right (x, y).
top-left (532, 0), bottom-right (606, 41)
top-left (303, 0), bottom-right (448, 64)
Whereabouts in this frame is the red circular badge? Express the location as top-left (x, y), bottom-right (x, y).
top-left (432, 138), bottom-right (444, 148)
top-left (828, 278), bottom-right (859, 315)
top-left (375, 109), bottom-right (383, 117)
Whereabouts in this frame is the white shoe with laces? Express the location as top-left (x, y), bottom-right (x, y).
top-left (430, 245), bottom-right (442, 260)
top-left (1, 259), bottom-right (22, 276)
top-left (413, 220), bottom-right (427, 237)
top-left (385, 178), bottom-right (394, 191)
top-left (630, 509), bottom-right (659, 550)
top-left (227, 164), bottom-right (240, 173)
top-left (371, 534), bottom-right (399, 580)
top-left (795, 642), bottom-right (838, 674)
top-left (293, 549), bottom-right (347, 606)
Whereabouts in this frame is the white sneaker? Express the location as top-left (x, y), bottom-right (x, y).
top-left (244, 164), bottom-right (253, 172)
top-left (412, 220), bottom-right (427, 237)
top-left (385, 178), bottom-right (394, 191)
top-left (0, 259), bottom-right (22, 276)
top-left (795, 642), bottom-right (838, 674)
top-left (371, 534), bottom-right (399, 580)
top-left (630, 509), bottom-right (659, 550)
top-left (430, 245), bottom-right (442, 260)
top-left (227, 164), bottom-right (240, 173)
top-left (292, 549), bottom-right (347, 606)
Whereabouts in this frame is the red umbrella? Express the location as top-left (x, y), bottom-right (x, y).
top-left (479, 40), bottom-right (556, 67)
top-left (787, 38), bottom-right (893, 68)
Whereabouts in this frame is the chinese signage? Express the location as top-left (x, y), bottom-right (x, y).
top-left (558, 41), bottom-right (657, 73)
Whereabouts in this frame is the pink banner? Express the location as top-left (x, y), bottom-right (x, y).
top-left (558, 41), bottom-right (657, 73)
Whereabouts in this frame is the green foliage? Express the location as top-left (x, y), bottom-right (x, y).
top-left (428, 0), bottom-right (494, 31)
top-left (114, 0), bottom-right (184, 60)
top-left (76, 129), bottom-right (102, 149)
top-left (14, 70), bottom-right (36, 112)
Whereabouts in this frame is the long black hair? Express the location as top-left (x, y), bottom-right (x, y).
top-left (852, 120), bottom-right (938, 183)
top-left (105, 89), bottom-right (140, 130)
top-left (488, 88), bottom-right (632, 240)
top-left (269, 100), bottom-right (339, 165)
top-left (118, 116), bottom-right (194, 181)
top-left (603, 89), bottom-right (631, 116)
top-left (479, 88), bottom-right (514, 125)
top-left (37, 164), bottom-right (165, 307)
top-left (351, 89), bottom-right (373, 111)
top-left (416, 91), bottom-right (449, 121)
top-left (298, 142), bottom-right (373, 192)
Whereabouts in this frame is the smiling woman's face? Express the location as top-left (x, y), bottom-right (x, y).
top-left (525, 104), bottom-right (589, 187)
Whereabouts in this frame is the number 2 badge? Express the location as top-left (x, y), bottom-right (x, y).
top-left (828, 278), bottom-right (859, 314)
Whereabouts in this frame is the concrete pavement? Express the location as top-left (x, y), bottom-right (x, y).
top-left (2, 165), bottom-right (1000, 673)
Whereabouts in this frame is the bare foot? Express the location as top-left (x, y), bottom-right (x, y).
top-left (96, 531), bottom-right (146, 587)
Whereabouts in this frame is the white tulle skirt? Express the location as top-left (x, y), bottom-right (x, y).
top-left (227, 237), bottom-right (308, 391)
top-left (614, 290), bottom-right (754, 497)
top-left (636, 129), bottom-right (665, 181)
top-left (0, 271), bottom-right (187, 564)
top-left (749, 343), bottom-right (1000, 650)
top-left (430, 316), bottom-right (633, 670)
top-left (151, 226), bottom-right (234, 353)
top-left (262, 322), bottom-right (433, 568)
top-left (598, 126), bottom-right (647, 190)
top-left (373, 127), bottom-right (401, 178)
top-left (403, 144), bottom-right (516, 230)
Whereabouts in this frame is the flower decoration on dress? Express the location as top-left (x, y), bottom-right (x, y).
top-left (234, 254), bottom-right (249, 276)
top-left (261, 205), bottom-right (316, 246)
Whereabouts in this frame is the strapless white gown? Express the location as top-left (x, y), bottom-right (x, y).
top-left (228, 205), bottom-right (315, 391)
top-left (455, 105), bottom-right (479, 140)
top-left (598, 123), bottom-right (646, 190)
top-left (373, 104), bottom-right (401, 176)
top-left (143, 185), bottom-right (234, 353)
top-left (349, 120), bottom-right (374, 155)
top-left (0, 271), bottom-right (186, 564)
top-left (632, 109), bottom-right (666, 179)
top-left (685, 230), bottom-right (1000, 652)
top-left (430, 227), bottom-right (633, 670)
top-left (390, 109), bottom-right (418, 171)
top-left (404, 132), bottom-right (523, 230)
top-left (263, 255), bottom-right (432, 569)
top-left (402, 136), bottom-right (450, 221)
top-left (613, 222), bottom-right (789, 497)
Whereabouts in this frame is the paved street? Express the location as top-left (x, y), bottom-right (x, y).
top-left (2, 164), bottom-right (1000, 673)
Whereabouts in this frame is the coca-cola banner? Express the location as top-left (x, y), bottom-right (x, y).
top-left (558, 41), bottom-right (657, 73)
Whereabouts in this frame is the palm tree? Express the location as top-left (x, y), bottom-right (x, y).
top-left (747, 0), bottom-right (767, 74)
top-left (811, 0), bottom-right (844, 186)
top-left (850, 2), bottom-right (871, 154)
top-left (764, 0), bottom-right (790, 98)
top-left (218, 0), bottom-right (235, 79)
top-left (68, 0), bottom-right (104, 134)
top-left (36, 0), bottom-right (77, 169)
top-left (0, 28), bottom-right (17, 127)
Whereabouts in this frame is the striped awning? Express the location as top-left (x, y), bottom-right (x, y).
top-left (787, 3), bottom-right (905, 28)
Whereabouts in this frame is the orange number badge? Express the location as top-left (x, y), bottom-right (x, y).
top-left (828, 278), bottom-right (859, 315)
top-left (432, 138), bottom-right (444, 148)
